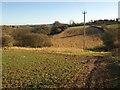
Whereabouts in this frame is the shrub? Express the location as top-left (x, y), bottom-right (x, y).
top-left (12, 28), bottom-right (32, 46)
top-left (101, 28), bottom-right (117, 50)
top-left (22, 33), bottom-right (52, 47)
top-left (53, 21), bottom-right (62, 28)
top-left (2, 35), bottom-right (14, 47)
top-left (51, 21), bottom-right (68, 35)
top-left (2, 26), bottom-right (14, 36)
top-left (86, 27), bottom-right (103, 36)
top-left (32, 25), bottom-right (51, 35)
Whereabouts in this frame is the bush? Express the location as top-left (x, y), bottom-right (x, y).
top-left (51, 21), bottom-right (68, 35)
top-left (86, 27), bottom-right (103, 36)
top-left (2, 35), bottom-right (14, 47)
top-left (12, 28), bottom-right (32, 46)
top-left (32, 25), bottom-right (51, 35)
top-left (101, 28), bottom-right (117, 50)
top-left (2, 26), bottom-right (14, 36)
top-left (53, 21), bottom-right (62, 28)
top-left (22, 33), bottom-right (52, 47)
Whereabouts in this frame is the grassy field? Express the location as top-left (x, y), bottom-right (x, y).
top-left (2, 49), bottom-right (120, 88)
top-left (106, 24), bottom-right (118, 29)
top-left (69, 26), bottom-right (88, 29)
top-left (2, 49), bottom-right (86, 88)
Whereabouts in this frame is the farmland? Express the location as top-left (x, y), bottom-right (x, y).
top-left (2, 49), bottom-right (120, 88)
top-left (3, 49), bottom-right (92, 88)
top-left (2, 49), bottom-right (86, 88)
top-left (2, 24), bottom-right (119, 88)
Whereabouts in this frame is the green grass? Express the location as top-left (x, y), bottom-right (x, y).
top-left (2, 49), bottom-right (114, 88)
top-left (69, 24), bottom-right (118, 29)
top-left (106, 24), bottom-right (118, 29)
top-left (2, 50), bottom-right (86, 88)
top-left (69, 26), bottom-right (88, 29)
top-left (52, 50), bottom-right (111, 57)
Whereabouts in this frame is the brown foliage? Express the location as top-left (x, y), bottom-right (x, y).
top-left (22, 33), bottom-right (52, 47)
top-left (2, 35), bottom-right (15, 47)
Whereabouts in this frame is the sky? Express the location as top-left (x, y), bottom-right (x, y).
top-left (1, 2), bottom-right (118, 25)
top-left (1, 0), bottom-right (120, 2)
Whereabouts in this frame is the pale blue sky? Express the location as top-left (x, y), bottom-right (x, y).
top-left (1, 0), bottom-right (119, 2)
top-left (2, 2), bottom-right (118, 25)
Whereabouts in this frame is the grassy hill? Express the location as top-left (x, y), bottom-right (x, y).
top-left (51, 26), bottom-right (103, 49)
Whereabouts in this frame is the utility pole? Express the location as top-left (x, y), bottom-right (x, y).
top-left (82, 11), bottom-right (87, 50)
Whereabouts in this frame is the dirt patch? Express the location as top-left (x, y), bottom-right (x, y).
top-left (64, 56), bottom-right (120, 88)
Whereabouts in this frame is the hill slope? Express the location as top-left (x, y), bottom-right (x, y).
top-left (51, 26), bottom-right (103, 49)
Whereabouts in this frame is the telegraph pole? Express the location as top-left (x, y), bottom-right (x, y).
top-left (82, 11), bottom-right (87, 50)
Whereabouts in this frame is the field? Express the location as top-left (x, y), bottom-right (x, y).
top-left (2, 49), bottom-right (85, 88)
top-left (2, 24), bottom-right (120, 88)
top-left (106, 24), bottom-right (118, 29)
top-left (2, 49), bottom-right (120, 88)
top-left (69, 26), bottom-right (88, 29)
top-left (1, 1), bottom-right (119, 89)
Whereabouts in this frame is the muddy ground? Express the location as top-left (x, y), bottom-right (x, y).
top-left (64, 55), bottom-right (120, 89)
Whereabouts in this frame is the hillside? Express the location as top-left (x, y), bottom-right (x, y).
top-left (51, 26), bottom-right (104, 49)
top-left (2, 24), bottom-right (120, 88)
top-left (2, 24), bottom-right (118, 51)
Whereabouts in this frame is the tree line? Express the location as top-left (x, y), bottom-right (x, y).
top-left (1, 21), bottom-right (68, 48)
top-left (68, 18), bottom-right (118, 27)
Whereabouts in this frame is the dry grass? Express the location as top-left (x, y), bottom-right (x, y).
top-left (50, 26), bottom-right (103, 49)
top-left (51, 34), bottom-right (103, 49)
top-left (4, 46), bottom-right (111, 57)
top-left (4, 26), bottom-right (104, 53)
top-left (5, 46), bottom-right (83, 52)
top-left (6, 26), bottom-right (104, 52)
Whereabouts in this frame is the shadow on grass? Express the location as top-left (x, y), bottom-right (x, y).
top-left (60, 34), bottom-right (82, 38)
top-left (87, 46), bottom-right (117, 52)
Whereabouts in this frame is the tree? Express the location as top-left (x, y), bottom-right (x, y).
top-left (2, 35), bottom-right (15, 47)
top-left (12, 28), bottom-right (32, 46)
top-left (53, 21), bottom-right (62, 28)
top-left (22, 33), bottom-right (52, 47)
top-left (101, 28), bottom-right (118, 50)
top-left (32, 25), bottom-right (51, 35)
top-left (51, 21), bottom-right (68, 35)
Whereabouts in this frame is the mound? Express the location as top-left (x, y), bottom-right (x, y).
top-left (51, 26), bottom-right (103, 49)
